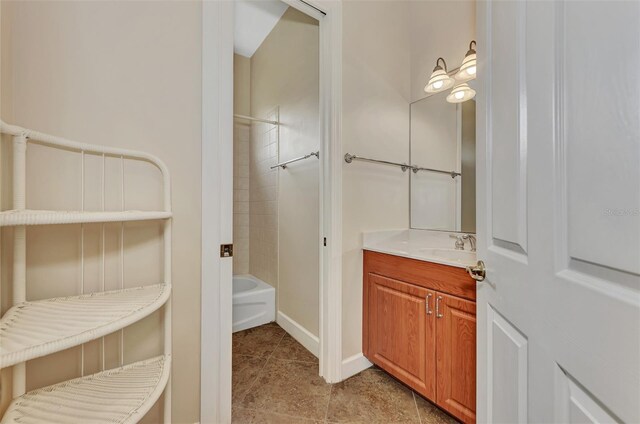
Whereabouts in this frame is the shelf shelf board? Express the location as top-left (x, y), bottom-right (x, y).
top-left (0, 209), bottom-right (171, 226)
top-left (0, 284), bottom-right (171, 368)
top-left (0, 355), bottom-right (171, 424)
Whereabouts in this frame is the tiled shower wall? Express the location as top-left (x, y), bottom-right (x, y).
top-left (249, 109), bottom-right (279, 287)
top-left (233, 122), bottom-right (250, 274)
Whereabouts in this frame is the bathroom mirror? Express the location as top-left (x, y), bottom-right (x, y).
top-left (410, 92), bottom-right (476, 233)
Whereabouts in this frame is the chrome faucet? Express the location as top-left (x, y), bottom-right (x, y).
top-left (462, 234), bottom-right (477, 252)
top-left (450, 234), bottom-right (465, 250)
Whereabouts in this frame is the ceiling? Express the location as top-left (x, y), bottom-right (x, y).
top-left (234, 0), bottom-right (289, 58)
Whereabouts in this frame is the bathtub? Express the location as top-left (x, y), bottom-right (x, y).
top-left (232, 275), bottom-right (276, 333)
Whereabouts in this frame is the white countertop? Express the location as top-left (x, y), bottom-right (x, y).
top-left (362, 229), bottom-right (477, 269)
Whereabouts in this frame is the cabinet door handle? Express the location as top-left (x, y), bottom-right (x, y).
top-left (436, 296), bottom-right (443, 318)
top-left (426, 293), bottom-right (433, 315)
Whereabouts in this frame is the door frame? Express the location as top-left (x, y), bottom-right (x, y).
top-left (200, 1), bottom-right (343, 423)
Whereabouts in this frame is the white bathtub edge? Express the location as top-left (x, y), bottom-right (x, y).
top-left (276, 310), bottom-right (320, 358)
top-left (233, 274), bottom-right (275, 333)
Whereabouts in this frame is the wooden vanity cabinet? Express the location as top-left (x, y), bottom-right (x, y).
top-left (363, 250), bottom-right (476, 424)
top-left (366, 273), bottom-right (437, 399)
top-left (436, 292), bottom-right (476, 423)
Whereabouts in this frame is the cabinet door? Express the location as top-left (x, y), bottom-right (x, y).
top-left (366, 273), bottom-right (436, 399)
top-left (436, 292), bottom-right (476, 423)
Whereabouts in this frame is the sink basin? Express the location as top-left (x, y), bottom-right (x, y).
top-left (416, 248), bottom-right (476, 265)
top-left (362, 230), bottom-right (478, 268)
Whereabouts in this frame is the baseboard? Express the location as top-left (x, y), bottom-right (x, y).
top-left (276, 311), bottom-right (320, 358)
top-left (341, 352), bottom-right (373, 380)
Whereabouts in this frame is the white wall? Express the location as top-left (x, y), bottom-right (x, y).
top-left (250, 7), bottom-right (320, 337)
top-left (341, 0), bottom-right (412, 360)
top-left (0, 2), bottom-right (202, 422)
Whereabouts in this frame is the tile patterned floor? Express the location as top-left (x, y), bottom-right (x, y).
top-left (232, 323), bottom-right (459, 424)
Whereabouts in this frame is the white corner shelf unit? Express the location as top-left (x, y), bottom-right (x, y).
top-left (0, 121), bottom-right (172, 424)
top-left (0, 209), bottom-right (172, 226)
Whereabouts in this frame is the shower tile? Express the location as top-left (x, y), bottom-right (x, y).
top-left (234, 190), bottom-right (249, 202)
top-left (265, 201), bottom-right (277, 216)
top-left (234, 201), bottom-right (249, 214)
top-left (264, 229), bottom-right (277, 241)
top-left (234, 177), bottom-right (250, 190)
top-left (234, 246), bottom-right (249, 260)
top-left (234, 226), bottom-right (249, 240)
top-left (234, 165), bottom-right (249, 178)
top-left (234, 213), bottom-right (250, 228)
top-left (265, 214), bottom-right (277, 230)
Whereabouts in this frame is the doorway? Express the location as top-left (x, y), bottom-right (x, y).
top-left (232, 3), bottom-right (321, 353)
top-left (201, 1), bottom-right (343, 423)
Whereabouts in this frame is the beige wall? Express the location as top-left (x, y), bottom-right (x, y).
top-left (340, 0), bottom-right (476, 360)
top-left (234, 55), bottom-right (251, 275)
top-left (0, 1), bottom-right (13, 225)
top-left (0, 2), bottom-right (201, 423)
top-left (234, 54), bottom-right (251, 117)
top-left (250, 7), bottom-right (320, 336)
top-left (341, 0), bottom-right (412, 359)
top-left (0, 0), bottom-right (14, 378)
top-left (0, 0), bottom-right (11, 125)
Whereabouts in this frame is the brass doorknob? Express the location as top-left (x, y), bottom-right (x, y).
top-left (466, 260), bottom-right (486, 282)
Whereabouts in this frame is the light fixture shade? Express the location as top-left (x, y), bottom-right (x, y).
top-left (455, 41), bottom-right (477, 82)
top-left (446, 83), bottom-right (476, 103)
top-left (424, 58), bottom-right (455, 93)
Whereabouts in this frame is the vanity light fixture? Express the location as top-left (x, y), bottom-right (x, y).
top-left (446, 83), bottom-right (476, 103)
top-left (424, 58), bottom-right (455, 93)
top-left (454, 40), bottom-right (477, 82)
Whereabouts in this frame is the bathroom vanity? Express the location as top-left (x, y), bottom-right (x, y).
top-left (362, 230), bottom-right (477, 424)
top-left (360, 80), bottom-right (478, 423)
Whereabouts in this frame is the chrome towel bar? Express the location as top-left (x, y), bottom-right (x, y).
top-left (272, 151), bottom-right (319, 170)
top-left (344, 153), bottom-right (460, 178)
top-left (344, 153), bottom-right (411, 172)
top-left (412, 166), bottom-right (461, 178)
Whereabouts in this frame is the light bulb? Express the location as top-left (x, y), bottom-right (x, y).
top-left (455, 91), bottom-right (465, 100)
top-left (467, 66), bottom-right (476, 76)
top-left (433, 80), bottom-right (444, 89)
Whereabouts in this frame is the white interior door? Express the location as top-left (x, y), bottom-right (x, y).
top-left (476, 1), bottom-right (640, 423)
